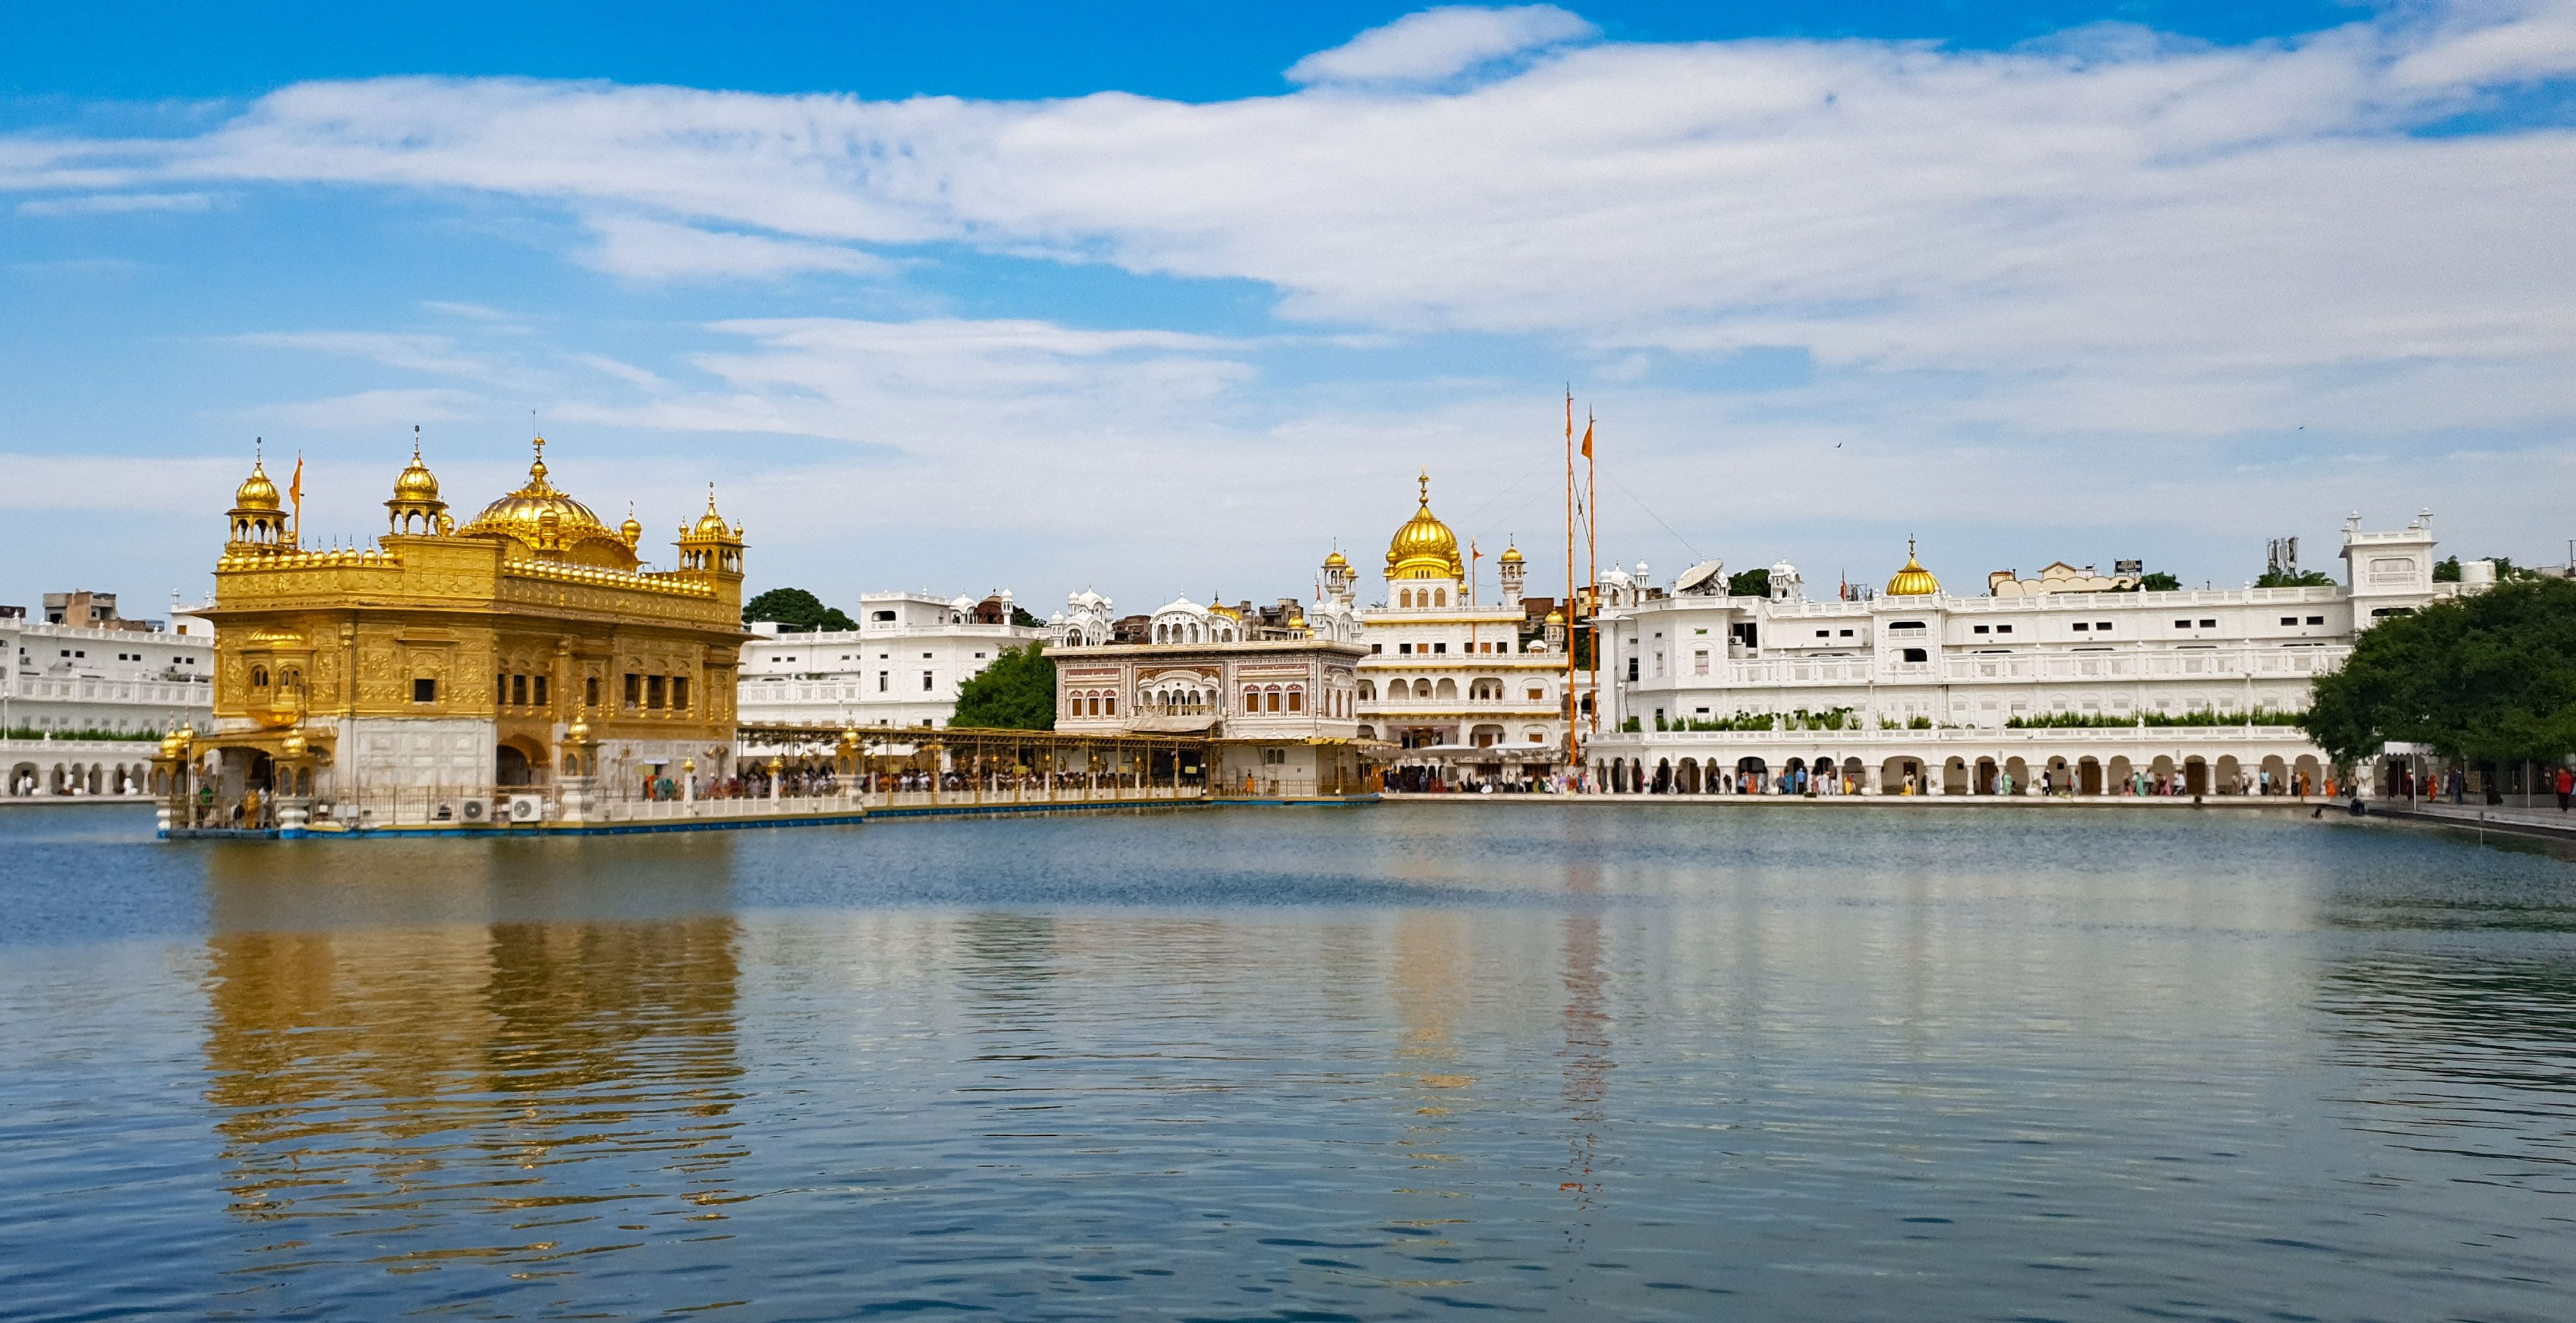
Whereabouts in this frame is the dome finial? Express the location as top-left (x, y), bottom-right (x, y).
top-left (1885, 536), bottom-right (1939, 596)
top-left (1418, 467), bottom-right (1429, 505)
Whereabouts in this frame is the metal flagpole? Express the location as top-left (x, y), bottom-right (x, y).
top-left (1564, 389), bottom-right (1579, 782)
top-left (1585, 410), bottom-right (1597, 739)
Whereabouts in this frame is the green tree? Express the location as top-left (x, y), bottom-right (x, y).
top-left (1727, 567), bottom-right (1771, 598)
top-left (2132, 571), bottom-right (2183, 592)
top-left (2254, 569), bottom-right (2338, 588)
top-left (1010, 604), bottom-right (1044, 628)
top-left (951, 643), bottom-right (1056, 730)
top-left (2301, 578), bottom-right (2576, 766)
top-left (743, 587), bottom-right (855, 632)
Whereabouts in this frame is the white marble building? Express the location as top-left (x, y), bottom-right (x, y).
top-left (1343, 474), bottom-right (1575, 785)
top-left (737, 590), bottom-right (1048, 733)
top-left (3, 609), bottom-right (214, 798)
top-left (1583, 514), bottom-right (2460, 797)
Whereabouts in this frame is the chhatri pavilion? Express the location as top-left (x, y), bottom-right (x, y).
top-left (162, 437), bottom-right (750, 831)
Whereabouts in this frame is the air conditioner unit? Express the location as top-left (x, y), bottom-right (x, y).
top-left (459, 799), bottom-right (486, 822)
top-left (506, 794), bottom-right (545, 824)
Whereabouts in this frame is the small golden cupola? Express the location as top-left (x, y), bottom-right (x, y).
top-left (226, 445), bottom-right (289, 555)
top-left (385, 429), bottom-right (448, 536)
top-left (458, 436), bottom-right (637, 569)
top-left (676, 485), bottom-right (746, 579)
top-left (620, 504), bottom-right (643, 550)
top-left (1385, 470), bottom-right (1463, 579)
top-left (1884, 538), bottom-right (1942, 596)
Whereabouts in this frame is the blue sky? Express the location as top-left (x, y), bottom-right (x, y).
top-left (4, 1), bottom-right (2572, 617)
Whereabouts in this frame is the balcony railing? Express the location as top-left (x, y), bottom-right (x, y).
top-left (1594, 724), bottom-right (2314, 748)
top-left (1, 677), bottom-right (213, 705)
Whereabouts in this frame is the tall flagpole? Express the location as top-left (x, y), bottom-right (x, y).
top-left (1564, 388), bottom-right (1578, 781)
top-left (1585, 410), bottom-right (1598, 739)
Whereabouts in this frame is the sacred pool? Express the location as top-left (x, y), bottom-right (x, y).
top-left (4, 803), bottom-right (2570, 1320)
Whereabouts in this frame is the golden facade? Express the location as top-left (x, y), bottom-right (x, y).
top-left (173, 437), bottom-right (751, 828)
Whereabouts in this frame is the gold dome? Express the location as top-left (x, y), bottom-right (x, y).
top-left (391, 442), bottom-right (440, 503)
top-left (686, 486), bottom-right (736, 541)
top-left (1385, 470), bottom-right (1463, 579)
top-left (620, 505), bottom-right (643, 546)
top-left (1885, 538), bottom-right (1941, 596)
top-left (459, 437), bottom-right (636, 568)
top-left (1499, 544), bottom-right (1524, 565)
top-left (234, 459), bottom-right (281, 512)
top-left (566, 715), bottom-right (593, 744)
top-left (1322, 549), bottom-right (1349, 569)
top-left (1544, 609), bottom-right (1565, 624)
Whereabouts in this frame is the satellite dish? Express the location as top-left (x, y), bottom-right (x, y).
top-left (1675, 559), bottom-right (1726, 594)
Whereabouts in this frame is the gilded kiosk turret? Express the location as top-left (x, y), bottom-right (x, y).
top-left (176, 434), bottom-right (750, 836)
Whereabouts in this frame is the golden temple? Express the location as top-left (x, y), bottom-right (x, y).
top-left (164, 437), bottom-right (750, 831)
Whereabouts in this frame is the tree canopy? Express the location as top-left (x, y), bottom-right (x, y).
top-left (951, 643), bottom-right (1056, 730)
top-left (743, 587), bottom-right (855, 632)
top-left (1727, 567), bottom-right (1771, 598)
top-left (2254, 569), bottom-right (2338, 588)
top-left (2131, 571), bottom-right (2183, 592)
top-left (2300, 577), bottom-right (2576, 766)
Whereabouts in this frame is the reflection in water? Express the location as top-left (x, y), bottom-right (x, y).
top-left (1558, 864), bottom-right (1613, 1239)
top-left (2320, 949), bottom-right (2576, 1195)
top-left (7, 805), bottom-right (2576, 1319)
top-left (200, 848), bottom-right (744, 1282)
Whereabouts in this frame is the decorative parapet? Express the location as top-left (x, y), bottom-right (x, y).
top-left (513, 558), bottom-right (718, 598)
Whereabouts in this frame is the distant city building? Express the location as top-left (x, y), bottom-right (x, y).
top-left (738, 590), bottom-right (1048, 735)
top-left (3, 598), bottom-right (213, 798)
top-left (1582, 513), bottom-right (2460, 796)
top-left (1986, 561), bottom-right (2141, 597)
top-left (42, 590), bottom-right (159, 631)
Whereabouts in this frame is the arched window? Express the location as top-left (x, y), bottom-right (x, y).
top-left (1104, 694), bottom-right (1116, 716)
top-left (1287, 687), bottom-right (1303, 713)
top-left (1358, 679), bottom-right (1376, 701)
top-left (1435, 588), bottom-right (1447, 607)
top-left (1244, 686), bottom-right (1259, 712)
top-left (249, 666), bottom-right (269, 689)
top-left (1266, 686), bottom-right (1283, 712)
top-left (1399, 590), bottom-right (1413, 609)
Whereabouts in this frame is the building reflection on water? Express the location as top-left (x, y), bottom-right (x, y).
top-left (2318, 949), bottom-right (2576, 1195)
top-left (198, 843), bottom-right (745, 1267)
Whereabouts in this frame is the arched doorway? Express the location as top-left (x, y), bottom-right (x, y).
top-left (497, 738), bottom-right (549, 788)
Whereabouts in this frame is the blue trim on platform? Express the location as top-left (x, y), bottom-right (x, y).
top-left (160, 791), bottom-right (1376, 840)
top-left (1207, 795), bottom-right (1381, 807)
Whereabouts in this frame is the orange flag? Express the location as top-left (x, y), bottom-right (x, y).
top-left (289, 453), bottom-right (304, 525)
top-left (1579, 419), bottom-right (1593, 459)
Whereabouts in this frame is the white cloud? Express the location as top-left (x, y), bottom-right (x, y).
top-left (1286, 5), bottom-right (1598, 85)
top-left (7, 2), bottom-right (2555, 421)
top-left (572, 352), bottom-right (671, 393)
top-left (4, 3), bottom-right (2575, 590)
top-left (17, 190), bottom-right (215, 216)
top-left (232, 330), bottom-right (497, 379)
top-left (550, 316), bottom-right (1253, 444)
top-left (254, 387), bottom-right (481, 431)
top-left (581, 214), bottom-right (889, 281)
top-left (0, 455), bottom-right (242, 511)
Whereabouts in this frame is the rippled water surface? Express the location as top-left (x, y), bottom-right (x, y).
top-left (4, 804), bottom-right (2574, 1321)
